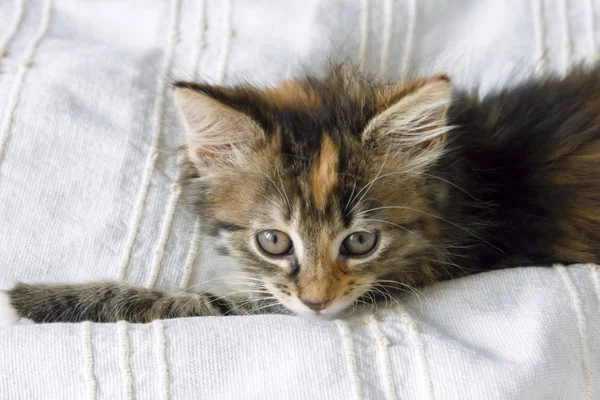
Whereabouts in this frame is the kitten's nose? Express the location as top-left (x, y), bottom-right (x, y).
top-left (300, 297), bottom-right (331, 311)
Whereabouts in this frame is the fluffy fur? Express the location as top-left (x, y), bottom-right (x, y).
top-left (3, 64), bottom-right (600, 324)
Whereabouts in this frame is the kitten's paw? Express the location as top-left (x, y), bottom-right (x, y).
top-left (0, 289), bottom-right (18, 327)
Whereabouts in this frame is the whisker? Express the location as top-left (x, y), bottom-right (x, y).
top-left (184, 277), bottom-right (243, 292)
top-left (276, 166), bottom-right (292, 210)
top-left (421, 172), bottom-right (480, 201)
top-left (370, 286), bottom-right (402, 309)
top-left (358, 206), bottom-right (504, 254)
top-left (339, 172), bottom-right (358, 212)
top-left (184, 277), bottom-right (263, 292)
top-left (346, 155), bottom-right (389, 216)
top-left (223, 296), bottom-right (278, 315)
top-left (206, 290), bottom-right (271, 304)
top-left (363, 218), bottom-right (456, 260)
top-left (373, 280), bottom-right (427, 304)
top-left (253, 166), bottom-right (291, 211)
top-left (255, 191), bottom-right (287, 215)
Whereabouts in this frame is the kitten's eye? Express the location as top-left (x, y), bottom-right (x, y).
top-left (340, 231), bottom-right (379, 256)
top-left (257, 230), bottom-right (293, 256)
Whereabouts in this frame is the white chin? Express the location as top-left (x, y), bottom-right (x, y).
top-left (289, 301), bottom-right (355, 320)
top-left (293, 309), bottom-right (337, 320)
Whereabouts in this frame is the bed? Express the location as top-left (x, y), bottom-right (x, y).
top-left (0, 0), bottom-right (599, 398)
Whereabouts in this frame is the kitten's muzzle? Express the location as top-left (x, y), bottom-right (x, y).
top-left (300, 297), bottom-right (332, 311)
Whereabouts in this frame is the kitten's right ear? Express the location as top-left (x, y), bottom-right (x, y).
top-left (363, 77), bottom-right (452, 170)
top-left (173, 85), bottom-right (264, 169)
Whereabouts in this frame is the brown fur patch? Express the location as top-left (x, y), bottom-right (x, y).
top-left (560, 138), bottom-right (600, 162)
top-left (262, 80), bottom-right (321, 108)
top-left (553, 242), bottom-right (595, 262)
top-left (422, 264), bottom-right (438, 281)
top-left (544, 136), bottom-right (600, 262)
top-left (310, 134), bottom-right (339, 209)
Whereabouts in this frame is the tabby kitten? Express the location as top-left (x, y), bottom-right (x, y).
top-left (2, 64), bottom-right (600, 325)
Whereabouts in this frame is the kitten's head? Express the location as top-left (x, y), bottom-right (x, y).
top-left (174, 66), bottom-right (453, 318)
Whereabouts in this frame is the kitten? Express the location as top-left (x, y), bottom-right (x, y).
top-left (2, 64), bottom-right (600, 325)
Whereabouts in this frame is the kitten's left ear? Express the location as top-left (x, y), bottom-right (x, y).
top-left (173, 85), bottom-right (265, 169)
top-left (363, 77), bottom-right (452, 168)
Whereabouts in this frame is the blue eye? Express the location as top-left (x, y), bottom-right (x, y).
top-left (340, 231), bottom-right (379, 256)
top-left (257, 230), bottom-right (293, 256)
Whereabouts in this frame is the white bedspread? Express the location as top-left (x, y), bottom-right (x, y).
top-left (0, 0), bottom-right (599, 399)
top-left (1, 266), bottom-right (599, 399)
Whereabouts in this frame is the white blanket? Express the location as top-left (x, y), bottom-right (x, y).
top-left (0, 0), bottom-right (599, 398)
top-left (1, 265), bottom-right (599, 399)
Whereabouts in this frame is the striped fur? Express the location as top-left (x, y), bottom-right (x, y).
top-left (8, 282), bottom-right (281, 323)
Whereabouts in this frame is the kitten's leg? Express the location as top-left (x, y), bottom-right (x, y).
top-left (0, 282), bottom-right (246, 324)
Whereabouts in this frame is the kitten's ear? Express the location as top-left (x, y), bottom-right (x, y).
top-left (363, 77), bottom-right (452, 169)
top-left (173, 85), bottom-right (264, 168)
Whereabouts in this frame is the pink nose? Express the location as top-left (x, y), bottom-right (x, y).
top-left (300, 298), bottom-right (331, 311)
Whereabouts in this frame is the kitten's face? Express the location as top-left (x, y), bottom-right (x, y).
top-left (175, 67), bottom-right (452, 318)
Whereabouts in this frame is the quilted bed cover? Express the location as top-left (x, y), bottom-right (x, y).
top-left (0, 0), bottom-right (599, 399)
